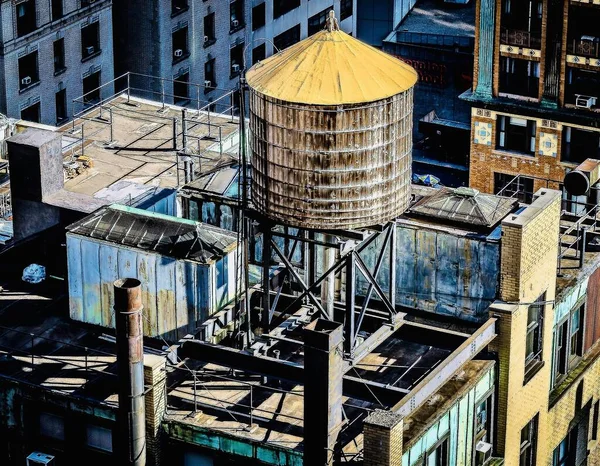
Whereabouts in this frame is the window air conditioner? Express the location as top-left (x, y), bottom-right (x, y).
top-left (475, 441), bottom-right (492, 466)
top-left (174, 49), bottom-right (183, 57)
top-left (575, 95), bottom-right (597, 109)
top-left (86, 46), bottom-right (95, 55)
top-left (232, 63), bottom-right (240, 73)
top-left (204, 80), bottom-right (212, 87)
top-left (21, 76), bottom-right (32, 86)
top-left (204, 36), bottom-right (209, 43)
top-left (232, 19), bottom-right (239, 27)
top-left (27, 452), bottom-right (55, 466)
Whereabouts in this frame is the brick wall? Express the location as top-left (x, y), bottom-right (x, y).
top-left (363, 410), bottom-right (403, 466)
top-left (489, 189), bottom-right (561, 464)
top-left (144, 354), bottom-right (167, 466)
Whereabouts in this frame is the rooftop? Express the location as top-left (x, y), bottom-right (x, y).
top-left (67, 204), bottom-right (238, 263)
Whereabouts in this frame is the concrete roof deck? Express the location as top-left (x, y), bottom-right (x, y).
top-left (57, 95), bottom-right (239, 199)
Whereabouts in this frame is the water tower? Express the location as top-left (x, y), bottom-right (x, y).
top-left (246, 12), bottom-right (418, 230)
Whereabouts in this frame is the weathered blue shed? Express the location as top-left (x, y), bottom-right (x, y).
top-left (66, 204), bottom-right (240, 341)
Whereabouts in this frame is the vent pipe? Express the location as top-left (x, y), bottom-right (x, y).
top-left (115, 278), bottom-right (146, 466)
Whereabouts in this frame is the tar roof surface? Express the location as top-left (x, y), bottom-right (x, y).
top-left (396, 0), bottom-right (475, 38)
top-left (67, 204), bottom-right (238, 263)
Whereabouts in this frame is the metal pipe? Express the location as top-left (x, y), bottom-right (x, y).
top-left (114, 278), bottom-right (146, 466)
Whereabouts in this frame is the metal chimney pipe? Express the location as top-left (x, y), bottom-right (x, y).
top-left (114, 278), bottom-right (146, 466)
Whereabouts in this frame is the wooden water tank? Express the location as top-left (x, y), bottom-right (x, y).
top-left (246, 20), bottom-right (417, 230)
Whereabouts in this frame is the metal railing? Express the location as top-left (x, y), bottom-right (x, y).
top-left (568, 38), bottom-right (600, 59)
top-left (557, 202), bottom-right (599, 274)
top-left (500, 28), bottom-right (542, 49)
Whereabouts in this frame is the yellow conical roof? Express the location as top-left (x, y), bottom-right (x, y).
top-left (246, 28), bottom-right (418, 106)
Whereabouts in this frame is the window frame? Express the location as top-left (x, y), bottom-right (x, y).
top-left (519, 415), bottom-right (538, 466)
top-left (524, 293), bottom-right (545, 381)
top-left (81, 21), bottom-right (101, 61)
top-left (496, 115), bottom-right (537, 156)
top-left (18, 50), bottom-right (40, 92)
top-left (424, 435), bottom-right (449, 466)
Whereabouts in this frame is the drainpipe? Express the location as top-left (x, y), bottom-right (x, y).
top-left (115, 278), bottom-right (146, 466)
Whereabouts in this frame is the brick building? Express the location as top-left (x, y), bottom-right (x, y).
top-left (0, 0), bottom-right (114, 125)
top-left (113, 0), bottom-right (357, 106)
top-left (462, 0), bottom-right (600, 207)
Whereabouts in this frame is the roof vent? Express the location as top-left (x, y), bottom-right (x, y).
top-left (454, 187), bottom-right (479, 197)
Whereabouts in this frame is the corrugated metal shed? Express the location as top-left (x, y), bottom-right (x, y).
top-left (67, 205), bottom-right (240, 341)
top-left (246, 29), bottom-right (418, 105)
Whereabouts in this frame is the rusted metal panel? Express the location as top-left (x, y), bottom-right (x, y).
top-left (66, 234), bottom-right (234, 342)
top-left (249, 88), bottom-right (414, 230)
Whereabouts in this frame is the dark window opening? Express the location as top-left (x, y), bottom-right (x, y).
top-left (54, 39), bottom-right (66, 74)
top-left (56, 89), bottom-right (67, 123)
top-left (39, 412), bottom-right (65, 441)
top-left (499, 57), bottom-right (539, 99)
top-left (21, 102), bottom-right (40, 123)
top-left (81, 22), bottom-right (100, 60)
top-left (204, 59), bottom-right (216, 92)
top-left (308, 7), bottom-right (333, 36)
top-left (230, 43), bottom-right (244, 77)
top-left (86, 424), bottom-right (113, 453)
top-left (565, 68), bottom-right (600, 110)
top-left (171, 0), bottom-right (188, 16)
top-left (552, 435), bottom-right (571, 466)
top-left (230, 0), bottom-right (244, 31)
top-left (562, 126), bottom-right (600, 164)
top-left (52, 0), bottom-right (63, 20)
top-left (204, 13), bottom-right (216, 46)
top-left (18, 51), bottom-right (39, 91)
top-left (500, 0), bottom-right (542, 48)
top-left (426, 437), bottom-right (449, 466)
top-left (172, 27), bottom-right (189, 63)
top-left (525, 293), bottom-right (545, 378)
top-left (274, 24), bottom-right (301, 51)
top-left (593, 401), bottom-right (599, 441)
top-left (341, 0), bottom-right (353, 21)
top-left (520, 415), bottom-right (538, 466)
top-left (83, 71), bottom-right (101, 105)
top-left (567, 6), bottom-right (600, 59)
top-left (554, 319), bottom-right (569, 382)
top-left (174, 72), bottom-right (189, 105)
top-left (252, 3), bottom-right (266, 30)
top-left (252, 44), bottom-right (266, 65)
top-left (494, 172), bottom-right (534, 203)
top-left (496, 115), bottom-right (537, 156)
top-left (475, 395), bottom-right (494, 445)
top-left (16, 0), bottom-right (36, 37)
top-left (274, 0), bottom-right (300, 19)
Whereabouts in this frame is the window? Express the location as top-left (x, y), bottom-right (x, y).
top-left (52, 0), bottom-right (63, 20)
top-left (553, 302), bottom-right (585, 386)
top-left (56, 89), bottom-right (67, 124)
top-left (204, 59), bottom-right (216, 91)
top-left (204, 13), bottom-right (216, 46)
top-left (475, 395), bottom-right (493, 444)
top-left (340, 0), bottom-right (353, 21)
top-left (592, 401), bottom-right (599, 441)
top-left (554, 319), bottom-right (568, 381)
top-left (252, 44), bottom-right (266, 65)
top-left (252, 3), bottom-right (266, 30)
top-left (569, 304), bottom-right (584, 360)
top-left (499, 57), bottom-right (540, 99)
top-left (230, 43), bottom-right (244, 77)
top-left (425, 437), bottom-right (449, 466)
top-left (18, 51), bottom-right (39, 91)
top-left (16, 0), bottom-right (36, 37)
top-left (21, 102), bottom-right (40, 123)
top-left (565, 68), bottom-right (600, 109)
top-left (172, 0), bottom-right (188, 15)
top-left (39, 412), bottom-right (65, 441)
top-left (525, 294), bottom-right (545, 376)
top-left (174, 72), bottom-right (189, 105)
top-left (184, 451), bottom-right (214, 465)
top-left (501, 0), bottom-right (542, 48)
top-left (172, 26), bottom-right (189, 63)
top-left (54, 39), bottom-right (66, 74)
top-left (562, 126), bottom-right (600, 164)
top-left (86, 424), bottom-right (113, 453)
top-left (83, 71), bottom-right (101, 104)
top-left (274, 24), bottom-right (301, 51)
top-left (552, 436), bottom-right (570, 466)
top-left (230, 0), bottom-right (244, 31)
top-left (496, 115), bottom-right (537, 155)
top-left (81, 22), bottom-right (100, 60)
top-left (520, 415), bottom-right (538, 466)
top-left (494, 172), bottom-right (534, 204)
top-left (273, 0), bottom-right (300, 19)
top-left (308, 7), bottom-right (333, 36)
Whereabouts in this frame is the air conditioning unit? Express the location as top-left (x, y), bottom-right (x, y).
top-left (21, 76), bottom-right (32, 86)
top-left (86, 46), bottom-right (95, 55)
top-left (27, 452), bottom-right (55, 466)
top-left (174, 49), bottom-right (183, 57)
top-left (204, 80), bottom-right (212, 87)
top-left (232, 63), bottom-right (240, 73)
top-left (475, 441), bottom-right (492, 466)
top-left (232, 19), bottom-right (239, 27)
top-left (204, 36), bottom-right (209, 43)
top-left (575, 95), bottom-right (597, 109)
